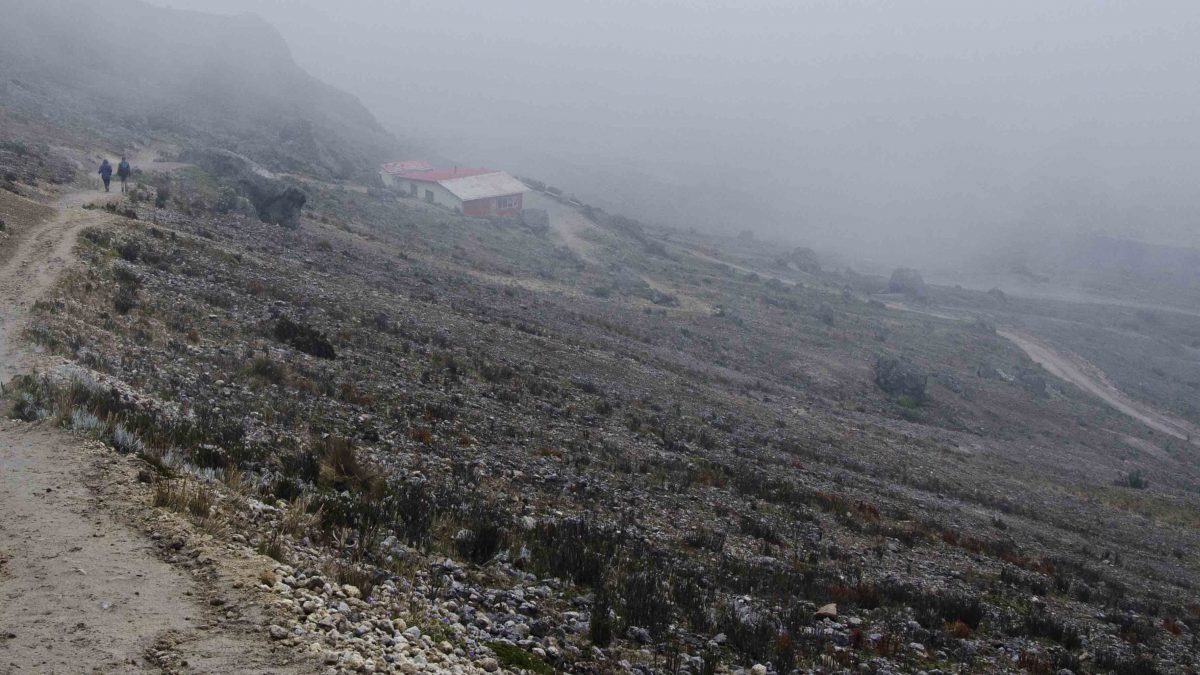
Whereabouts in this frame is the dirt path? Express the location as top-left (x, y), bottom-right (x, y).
top-left (0, 191), bottom-right (112, 382)
top-left (0, 186), bottom-right (313, 673)
top-left (997, 329), bottom-right (1199, 443)
top-left (525, 192), bottom-right (602, 265)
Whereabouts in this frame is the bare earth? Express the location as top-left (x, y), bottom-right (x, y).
top-left (0, 186), bottom-right (312, 674)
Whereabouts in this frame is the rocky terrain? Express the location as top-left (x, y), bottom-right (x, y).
top-left (1, 131), bottom-right (1198, 673)
top-left (3, 2), bottom-right (1200, 672)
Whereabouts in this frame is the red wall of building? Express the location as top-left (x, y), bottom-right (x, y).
top-left (463, 193), bottom-right (523, 218)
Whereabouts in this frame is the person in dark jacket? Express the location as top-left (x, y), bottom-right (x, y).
top-left (117, 156), bottom-right (132, 193)
top-left (98, 159), bottom-right (113, 192)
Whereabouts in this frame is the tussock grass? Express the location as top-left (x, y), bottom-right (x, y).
top-left (152, 479), bottom-right (217, 520)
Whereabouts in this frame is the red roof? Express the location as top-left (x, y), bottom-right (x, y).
top-left (393, 167), bottom-right (493, 182)
top-left (381, 160), bottom-right (433, 174)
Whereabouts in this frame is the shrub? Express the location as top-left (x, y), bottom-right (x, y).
top-left (152, 479), bottom-right (216, 519)
top-left (874, 355), bottom-right (927, 402)
top-left (248, 355), bottom-right (286, 384)
top-left (154, 183), bottom-right (170, 209)
top-left (117, 240), bottom-right (142, 262)
top-left (526, 517), bottom-right (623, 585)
top-left (113, 287), bottom-right (137, 314)
top-left (589, 582), bottom-right (615, 647)
top-left (70, 407), bottom-right (105, 434)
top-left (816, 302), bottom-right (836, 326)
top-left (1022, 612), bottom-right (1082, 649)
top-left (453, 503), bottom-right (507, 564)
top-left (316, 436), bottom-right (381, 495)
top-left (274, 317), bottom-right (336, 359)
top-left (112, 264), bottom-right (141, 287)
top-left (110, 423), bottom-right (144, 455)
top-left (1115, 469), bottom-right (1150, 489)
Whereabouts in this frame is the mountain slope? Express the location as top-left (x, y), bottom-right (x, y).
top-left (0, 0), bottom-right (399, 179)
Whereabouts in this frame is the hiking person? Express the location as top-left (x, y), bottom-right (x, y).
top-left (98, 159), bottom-right (113, 192)
top-left (117, 156), bottom-right (132, 193)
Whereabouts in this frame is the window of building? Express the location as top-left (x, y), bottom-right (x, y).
top-left (496, 195), bottom-right (519, 210)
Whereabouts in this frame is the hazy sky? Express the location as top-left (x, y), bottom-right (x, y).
top-left (147, 0), bottom-right (1200, 269)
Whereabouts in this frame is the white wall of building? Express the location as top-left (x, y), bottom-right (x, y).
top-left (393, 179), bottom-right (464, 211)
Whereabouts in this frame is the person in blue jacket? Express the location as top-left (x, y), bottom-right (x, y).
top-left (117, 156), bottom-right (132, 193)
top-left (98, 159), bottom-right (113, 192)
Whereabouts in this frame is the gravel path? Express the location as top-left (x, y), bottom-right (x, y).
top-left (0, 186), bottom-right (313, 673)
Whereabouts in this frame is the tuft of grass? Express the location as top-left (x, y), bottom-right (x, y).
top-left (257, 532), bottom-right (289, 563)
top-left (110, 422), bottom-right (144, 454)
top-left (486, 642), bottom-right (554, 675)
top-left (248, 355), bottom-right (287, 384)
top-left (69, 407), bottom-right (105, 435)
top-left (316, 436), bottom-right (383, 495)
top-left (152, 479), bottom-right (217, 519)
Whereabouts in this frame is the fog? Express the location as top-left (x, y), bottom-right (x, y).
top-left (148, 0), bottom-right (1200, 271)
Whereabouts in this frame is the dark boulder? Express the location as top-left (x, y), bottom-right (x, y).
top-left (256, 186), bottom-right (307, 228)
top-left (792, 247), bottom-right (822, 274)
top-left (874, 355), bottom-right (927, 402)
top-left (888, 268), bottom-right (927, 300)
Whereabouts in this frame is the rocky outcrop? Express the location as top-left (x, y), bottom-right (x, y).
top-left (183, 149), bottom-right (307, 228)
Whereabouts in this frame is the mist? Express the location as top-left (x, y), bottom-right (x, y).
top-left (148, 0), bottom-right (1200, 272)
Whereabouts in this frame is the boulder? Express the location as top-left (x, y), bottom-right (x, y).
top-left (888, 268), bottom-right (927, 299)
top-left (815, 603), bottom-right (838, 619)
top-left (874, 355), bottom-right (928, 402)
top-left (182, 148), bottom-right (308, 228)
top-left (791, 246), bottom-right (822, 274)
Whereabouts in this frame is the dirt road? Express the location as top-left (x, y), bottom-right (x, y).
top-left (997, 329), bottom-right (1199, 443)
top-left (525, 192), bottom-right (601, 265)
top-left (0, 186), bottom-right (311, 673)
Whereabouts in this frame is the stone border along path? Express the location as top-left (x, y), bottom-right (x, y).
top-left (0, 180), bottom-right (316, 674)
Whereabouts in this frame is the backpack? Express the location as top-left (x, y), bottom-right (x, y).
top-left (118, 161), bottom-right (131, 177)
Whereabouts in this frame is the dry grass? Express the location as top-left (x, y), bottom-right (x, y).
top-left (410, 426), bottom-right (433, 445)
top-left (281, 493), bottom-right (322, 537)
top-left (152, 479), bottom-right (217, 520)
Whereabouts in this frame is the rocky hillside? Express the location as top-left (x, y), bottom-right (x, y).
top-left (0, 0), bottom-right (399, 180)
top-left (3, 5), bottom-right (1200, 674)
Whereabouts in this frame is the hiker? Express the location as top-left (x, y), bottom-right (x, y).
top-left (98, 159), bottom-right (113, 192)
top-left (117, 156), bottom-right (132, 193)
